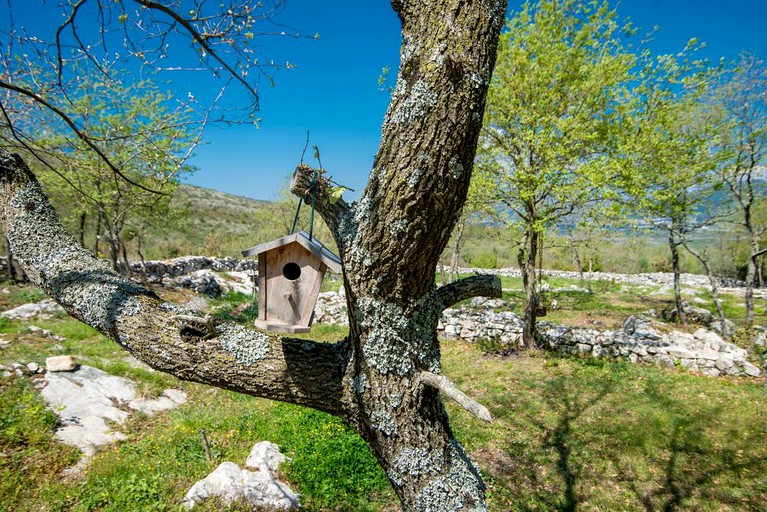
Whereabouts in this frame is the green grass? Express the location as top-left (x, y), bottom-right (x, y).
top-left (442, 343), bottom-right (767, 511)
top-left (2, 284), bottom-right (766, 511)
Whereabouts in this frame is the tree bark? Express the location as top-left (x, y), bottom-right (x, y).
top-left (745, 235), bottom-right (759, 329)
top-left (572, 244), bottom-right (584, 289)
top-left (0, 1), bottom-right (507, 509)
top-left (78, 211), bottom-right (87, 248)
top-left (522, 227), bottom-right (539, 348)
top-left (4, 235), bottom-right (26, 282)
top-left (450, 211), bottom-right (466, 283)
top-left (678, 237), bottom-right (728, 336)
top-left (668, 225), bottom-right (686, 324)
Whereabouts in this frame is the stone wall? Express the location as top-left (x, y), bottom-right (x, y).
top-left (447, 266), bottom-right (748, 290)
top-left (129, 256), bottom-right (257, 281)
top-left (314, 291), bottom-right (764, 379)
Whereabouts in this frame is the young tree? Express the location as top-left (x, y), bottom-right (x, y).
top-left (618, 46), bottom-right (726, 327)
top-left (716, 53), bottom-right (767, 329)
top-left (477, 0), bottom-right (635, 347)
top-left (0, 1), bottom-right (507, 510)
top-left (14, 72), bottom-right (197, 272)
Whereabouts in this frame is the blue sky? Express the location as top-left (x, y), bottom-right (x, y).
top-left (3, 1), bottom-right (767, 201)
top-left (189, 0), bottom-right (767, 201)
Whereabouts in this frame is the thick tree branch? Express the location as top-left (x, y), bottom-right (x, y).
top-left (418, 371), bottom-right (493, 423)
top-left (434, 274), bottom-right (502, 309)
top-left (0, 149), bottom-right (348, 416)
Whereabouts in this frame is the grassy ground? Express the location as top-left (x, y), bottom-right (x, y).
top-left (2, 283), bottom-right (766, 511)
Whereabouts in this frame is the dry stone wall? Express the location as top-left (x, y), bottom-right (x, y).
top-left (314, 291), bottom-right (764, 379)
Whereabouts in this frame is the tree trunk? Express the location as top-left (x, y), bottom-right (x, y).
top-left (0, 1), bottom-right (507, 509)
top-left (450, 211), bottom-right (465, 282)
top-left (668, 226), bottom-right (686, 324)
top-left (93, 210), bottom-right (101, 257)
top-left (137, 232), bottom-right (147, 268)
top-left (120, 239), bottom-right (131, 277)
top-left (679, 238), bottom-right (728, 337)
top-left (522, 227), bottom-right (539, 348)
top-left (4, 235), bottom-right (25, 282)
top-left (573, 245), bottom-right (584, 289)
top-left (78, 211), bottom-right (87, 248)
top-left (745, 236), bottom-right (759, 329)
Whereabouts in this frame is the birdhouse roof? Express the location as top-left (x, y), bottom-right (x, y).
top-left (242, 231), bottom-right (342, 273)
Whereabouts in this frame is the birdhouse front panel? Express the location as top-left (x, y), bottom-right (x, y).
top-left (262, 241), bottom-right (327, 330)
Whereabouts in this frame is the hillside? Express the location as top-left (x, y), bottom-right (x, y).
top-left (139, 184), bottom-right (293, 260)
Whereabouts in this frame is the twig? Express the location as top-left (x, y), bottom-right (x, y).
top-left (198, 429), bottom-right (213, 462)
top-left (418, 371), bottom-right (493, 423)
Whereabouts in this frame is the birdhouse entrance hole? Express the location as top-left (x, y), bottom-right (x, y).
top-left (282, 262), bottom-right (301, 281)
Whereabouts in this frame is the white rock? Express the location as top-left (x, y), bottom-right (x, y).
top-left (245, 441), bottom-right (289, 473)
top-left (698, 350), bottom-right (720, 361)
top-left (26, 362), bottom-right (40, 373)
top-left (692, 328), bottom-right (709, 340)
top-left (700, 331), bottom-right (724, 346)
top-left (46, 355), bottom-right (77, 372)
top-left (665, 346), bottom-right (695, 359)
top-left (741, 362), bottom-right (762, 378)
top-left (715, 354), bottom-right (735, 370)
top-left (131, 389), bottom-right (188, 414)
top-left (1, 299), bottom-right (64, 320)
top-left (670, 331), bottom-right (695, 344)
top-left (42, 365), bottom-right (187, 458)
top-left (183, 461), bottom-right (299, 510)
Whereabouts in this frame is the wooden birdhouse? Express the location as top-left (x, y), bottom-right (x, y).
top-left (242, 231), bottom-right (342, 334)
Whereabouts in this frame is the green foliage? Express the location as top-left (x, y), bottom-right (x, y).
top-left (475, 0), bottom-right (637, 342)
top-left (272, 405), bottom-right (391, 510)
top-left (0, 377), bottom-right (81, 510)
top-left (480, 0), bottom-right (634, 227)
top-left (468, 250), bottom-right (498, 269)
top-left (10, 63), bottom-right (198, 270)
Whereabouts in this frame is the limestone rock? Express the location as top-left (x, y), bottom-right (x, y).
top-left (184, 454), bottom-right (299, 510)
top-left (45, 355), bottom-right (77, 372)
top-left (1, 299), bottom-right (65, 320)
top-left (245, 441), bottom-right (289, 473)
top-left (42, 365), bottom-right (187, 458)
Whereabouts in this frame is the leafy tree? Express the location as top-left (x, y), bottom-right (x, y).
top-left (617, 45), bottom-right (727, 329)
top-left (3, 68), bottom-right (197, 272)
top-left (715, 53), bottom-right (767, 329)
top-left (477, 0), bottom-right (635, 347)
top-left (0, 1), bottom-right (508, 509)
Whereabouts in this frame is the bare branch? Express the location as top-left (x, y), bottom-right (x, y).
top-left (418, 371), bottom-right (493, 423)
top-left (132, 0), bottom-right (261, 110)
top-left (434, 274), bottom-right (502, 309)
top-left (0, 79), bottom-right (166, 195)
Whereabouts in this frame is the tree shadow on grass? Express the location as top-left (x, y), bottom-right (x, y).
top-left (490, 364), bottom-right (767, 511)
top-left (491, 368), bottom-right (615, 511)
top-left (610, 376), bottom-right (767, 511)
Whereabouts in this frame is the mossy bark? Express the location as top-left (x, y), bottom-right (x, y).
top-left (293, 2), bottom-right (506, 507)
top-left (0, 0), bottom-right (506, 509)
